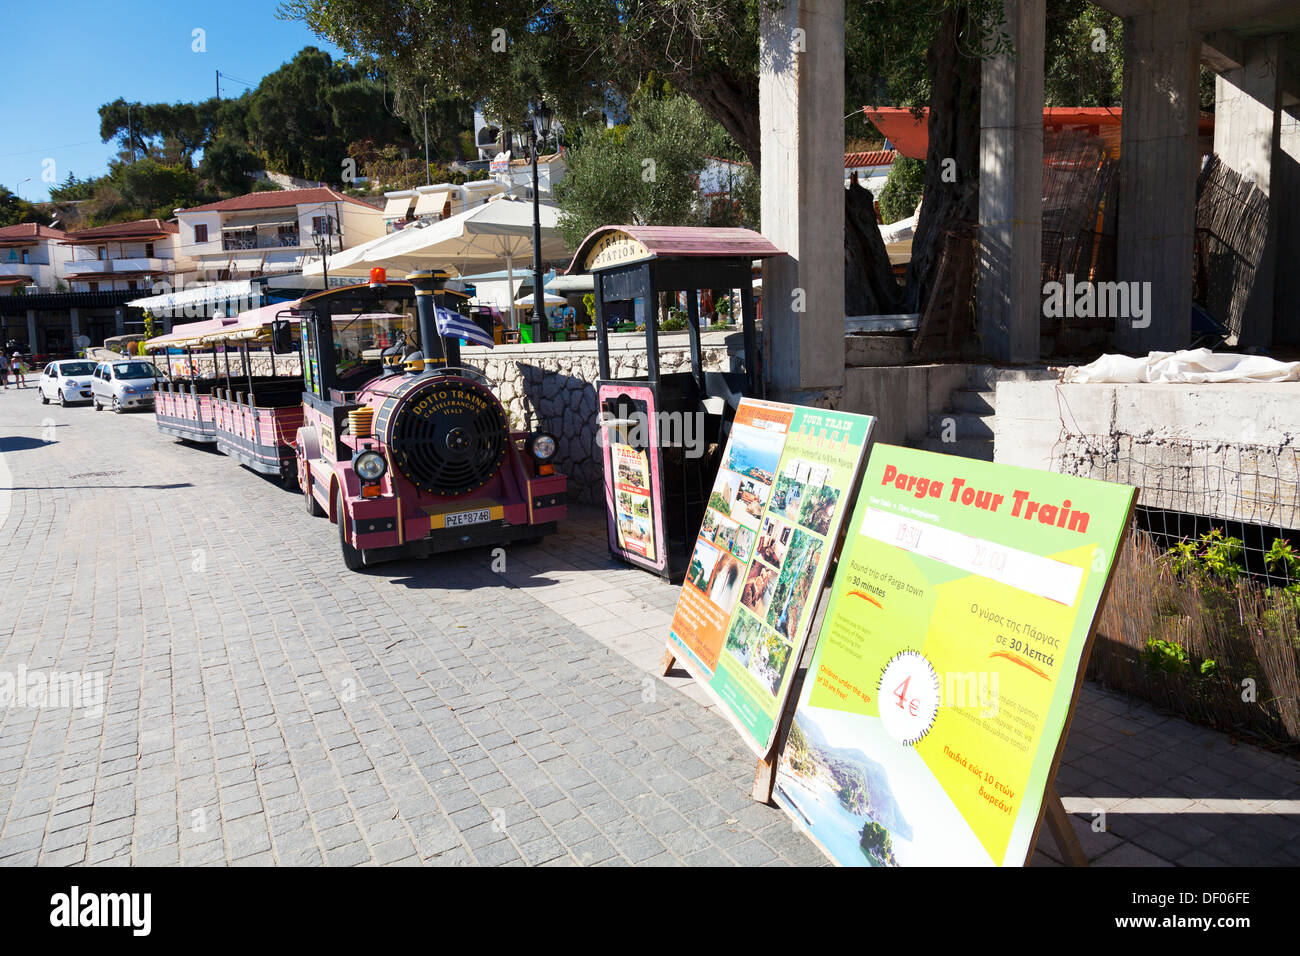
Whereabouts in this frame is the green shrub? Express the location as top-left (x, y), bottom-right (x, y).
top-left (878, 156), bottom-right (925, 224)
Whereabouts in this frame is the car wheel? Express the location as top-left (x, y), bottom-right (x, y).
top-left (93, 398), bottom-right (102, 411)
top-left (56, 391), bottom-right (65, 407)
top-left (334, 484), bottom-right (365, 571)
top-left (112, 397), bottom-right (122, 414)
top-left (39, 389), bottom-right (48, 405)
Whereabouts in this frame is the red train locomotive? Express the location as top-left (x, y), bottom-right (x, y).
top-left (148, 271), bottom-right (565, 570)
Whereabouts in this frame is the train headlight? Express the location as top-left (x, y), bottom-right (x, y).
top-left (354, 450), bottom-right (387, 482)
top-left (528, 433), bottom-right (557, 461)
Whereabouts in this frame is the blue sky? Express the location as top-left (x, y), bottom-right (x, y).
top-left (0, 0), bottom-right (343, 202)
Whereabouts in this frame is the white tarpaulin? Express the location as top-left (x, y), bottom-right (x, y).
top-left (1061, 349), bottom-right (1300, 384)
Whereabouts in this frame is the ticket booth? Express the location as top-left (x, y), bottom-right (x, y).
top-left (568, 226), bottom-right (781, 581)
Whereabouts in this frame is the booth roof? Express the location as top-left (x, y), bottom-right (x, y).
top-left (566, 225), bottom-right (782, 275)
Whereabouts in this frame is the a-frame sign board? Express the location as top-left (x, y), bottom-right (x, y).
top-left (665, 440), bottom-right (1135, 867)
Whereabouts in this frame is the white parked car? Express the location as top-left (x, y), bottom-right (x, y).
top-left (91, 360), bottom-right (163, 413)
top-left (37, 360), bottom-right (98, 406)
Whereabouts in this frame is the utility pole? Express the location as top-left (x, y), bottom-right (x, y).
top-left (423, 84), bottom-right (431, 186)
top-left (216, 70), bottom-right (220, 100)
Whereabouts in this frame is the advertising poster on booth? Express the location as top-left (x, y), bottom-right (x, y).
top-left (667, 399), bottom-right (875, 756)
top-left (612, 443), bottom-right (657, 562)
top-left (772, 444), bottom-right (1135, 866)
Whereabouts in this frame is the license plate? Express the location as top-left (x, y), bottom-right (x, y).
top-left (445, 508), bottom-right (490, 527)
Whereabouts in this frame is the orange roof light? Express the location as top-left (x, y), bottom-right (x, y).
top-left (369, 267), bottom-right (387, 288)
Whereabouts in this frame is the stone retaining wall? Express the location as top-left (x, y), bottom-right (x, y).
top-left (463, 332), bottom-right (745, 503)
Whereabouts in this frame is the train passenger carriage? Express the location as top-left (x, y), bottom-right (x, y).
top-left (147, 317), bottom-right (237, 443)
top-left (145, 271), bottom-right (566, 571)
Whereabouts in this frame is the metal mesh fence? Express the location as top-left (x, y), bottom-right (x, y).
top-left (1051, 430), bottom-right (1300, 587)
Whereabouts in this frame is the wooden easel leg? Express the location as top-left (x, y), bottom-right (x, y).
top-left (1044, 784), bottom-right (1089, 866)
top-left (658, 649), bottom-right (676, 677)
top-left (752, 755), bottom-right (777, 804)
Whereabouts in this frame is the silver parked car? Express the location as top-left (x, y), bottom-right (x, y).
top-left (91, 360), bottom-right (164, 413)
top-left (37, 360), bottom-right (98, 406)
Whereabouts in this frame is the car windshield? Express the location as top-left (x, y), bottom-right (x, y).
top-left (114, 362), bottom-right (157, 379)
top-left (59, 362), bottom-right (96, 376)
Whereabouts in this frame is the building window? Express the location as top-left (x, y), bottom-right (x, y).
top-left (194, 224), bottom-right (208, 243)
top-left (21, 250), bottom-right (29, 264)
top-left (145, 242), bottom-right (154, 257)
top-left (89, 282), bottom-right (99, 292)
top-left (128, 280), bottom-right (137, 291)
top-left (97, 246), bottom-right (106, 261)
top-left (312, 216), bottom-right (326, 235)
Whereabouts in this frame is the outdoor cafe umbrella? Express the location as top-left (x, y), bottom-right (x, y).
top-left (361, 198), bottom-right (569, 328)
top-left (512, 292), bottom-right (566, 308)
top-left (301, 229), bottom-right (403, 279)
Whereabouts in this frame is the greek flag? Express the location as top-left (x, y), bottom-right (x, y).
top-left (434, 306), bottom-right (494, 349)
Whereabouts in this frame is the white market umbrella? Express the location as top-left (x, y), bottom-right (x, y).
top-left (301, 229), bottom-right (409, 278)
top-left (513, 292), bottom-right (566, 308)
top-left (362, 198), bottom-right (569, 327)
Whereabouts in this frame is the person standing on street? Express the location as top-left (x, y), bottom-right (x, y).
top-left (10, 351), bottom-right (25, 388)
top-left (0, 351), bottom-right (9, 390)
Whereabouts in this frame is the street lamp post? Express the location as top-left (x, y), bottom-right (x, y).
top-left (312, 215), bottom-right (337, 290)
top-left (529, 98), bottom-right (553, 345)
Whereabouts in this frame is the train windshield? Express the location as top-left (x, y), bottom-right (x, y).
top-left (327, 311), bottom-right (418, 383)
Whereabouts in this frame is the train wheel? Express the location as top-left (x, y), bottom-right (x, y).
top-left (334, 485), bottom-right (365, 571)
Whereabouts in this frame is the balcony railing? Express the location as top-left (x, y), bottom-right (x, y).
top-left (0, 264), bottom-right (36, 278)
top-left (222, 232), bottom-right (301, 251)
top-left (63, 258), bottom-right (169, 277)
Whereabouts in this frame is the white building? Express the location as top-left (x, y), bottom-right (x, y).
top-left (380, 180), bottom-right (508, 233)
top-left (174, 187), bottom-right (387, 282)
top-left (0, 223), bottom-right (73, 293)
top-left (59, 218), bottom-right (194, 293)
top-left (844, 149), bottom-right (897, 196)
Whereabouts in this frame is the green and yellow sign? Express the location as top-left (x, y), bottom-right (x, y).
top-left (773, 444), bottom-right (1134, 866)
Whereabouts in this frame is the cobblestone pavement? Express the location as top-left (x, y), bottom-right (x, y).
top-left (0, 388), bottom-right (1297, 866)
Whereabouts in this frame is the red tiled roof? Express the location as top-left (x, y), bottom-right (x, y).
top-left (845, 149), bottom-right (897, 168)
top-left (0, 223), bottom-right (67, 246)
top-left (178, 187), bottom-right (379, 214)
top-left (61, 218), bottom-right (178, 244)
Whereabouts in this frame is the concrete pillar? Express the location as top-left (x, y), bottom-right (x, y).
top-left (1214, 36), bottom-right (1285, 346)
top-left (759, 0), bottom-right (845, 402)
top-left (1277, 104), bottom-right (1300, 344)
top-left (1115, 0), bottom-right (1200, 353)
top-left (69, 308), bottom-right (81, 339)
top-left (26, 310), bottom-right (37, 350)
top-left (977, 0), bottom-right (1045, 363)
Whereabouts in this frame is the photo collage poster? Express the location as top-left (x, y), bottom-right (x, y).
top-left (668, 399), bottom-right (875, 755)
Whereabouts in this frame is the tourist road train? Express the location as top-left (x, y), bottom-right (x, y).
top-left (145, 271), bottom-right (565, 570)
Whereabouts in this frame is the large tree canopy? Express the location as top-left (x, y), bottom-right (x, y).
top-left (555, 85), bottom-right (757, 248)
